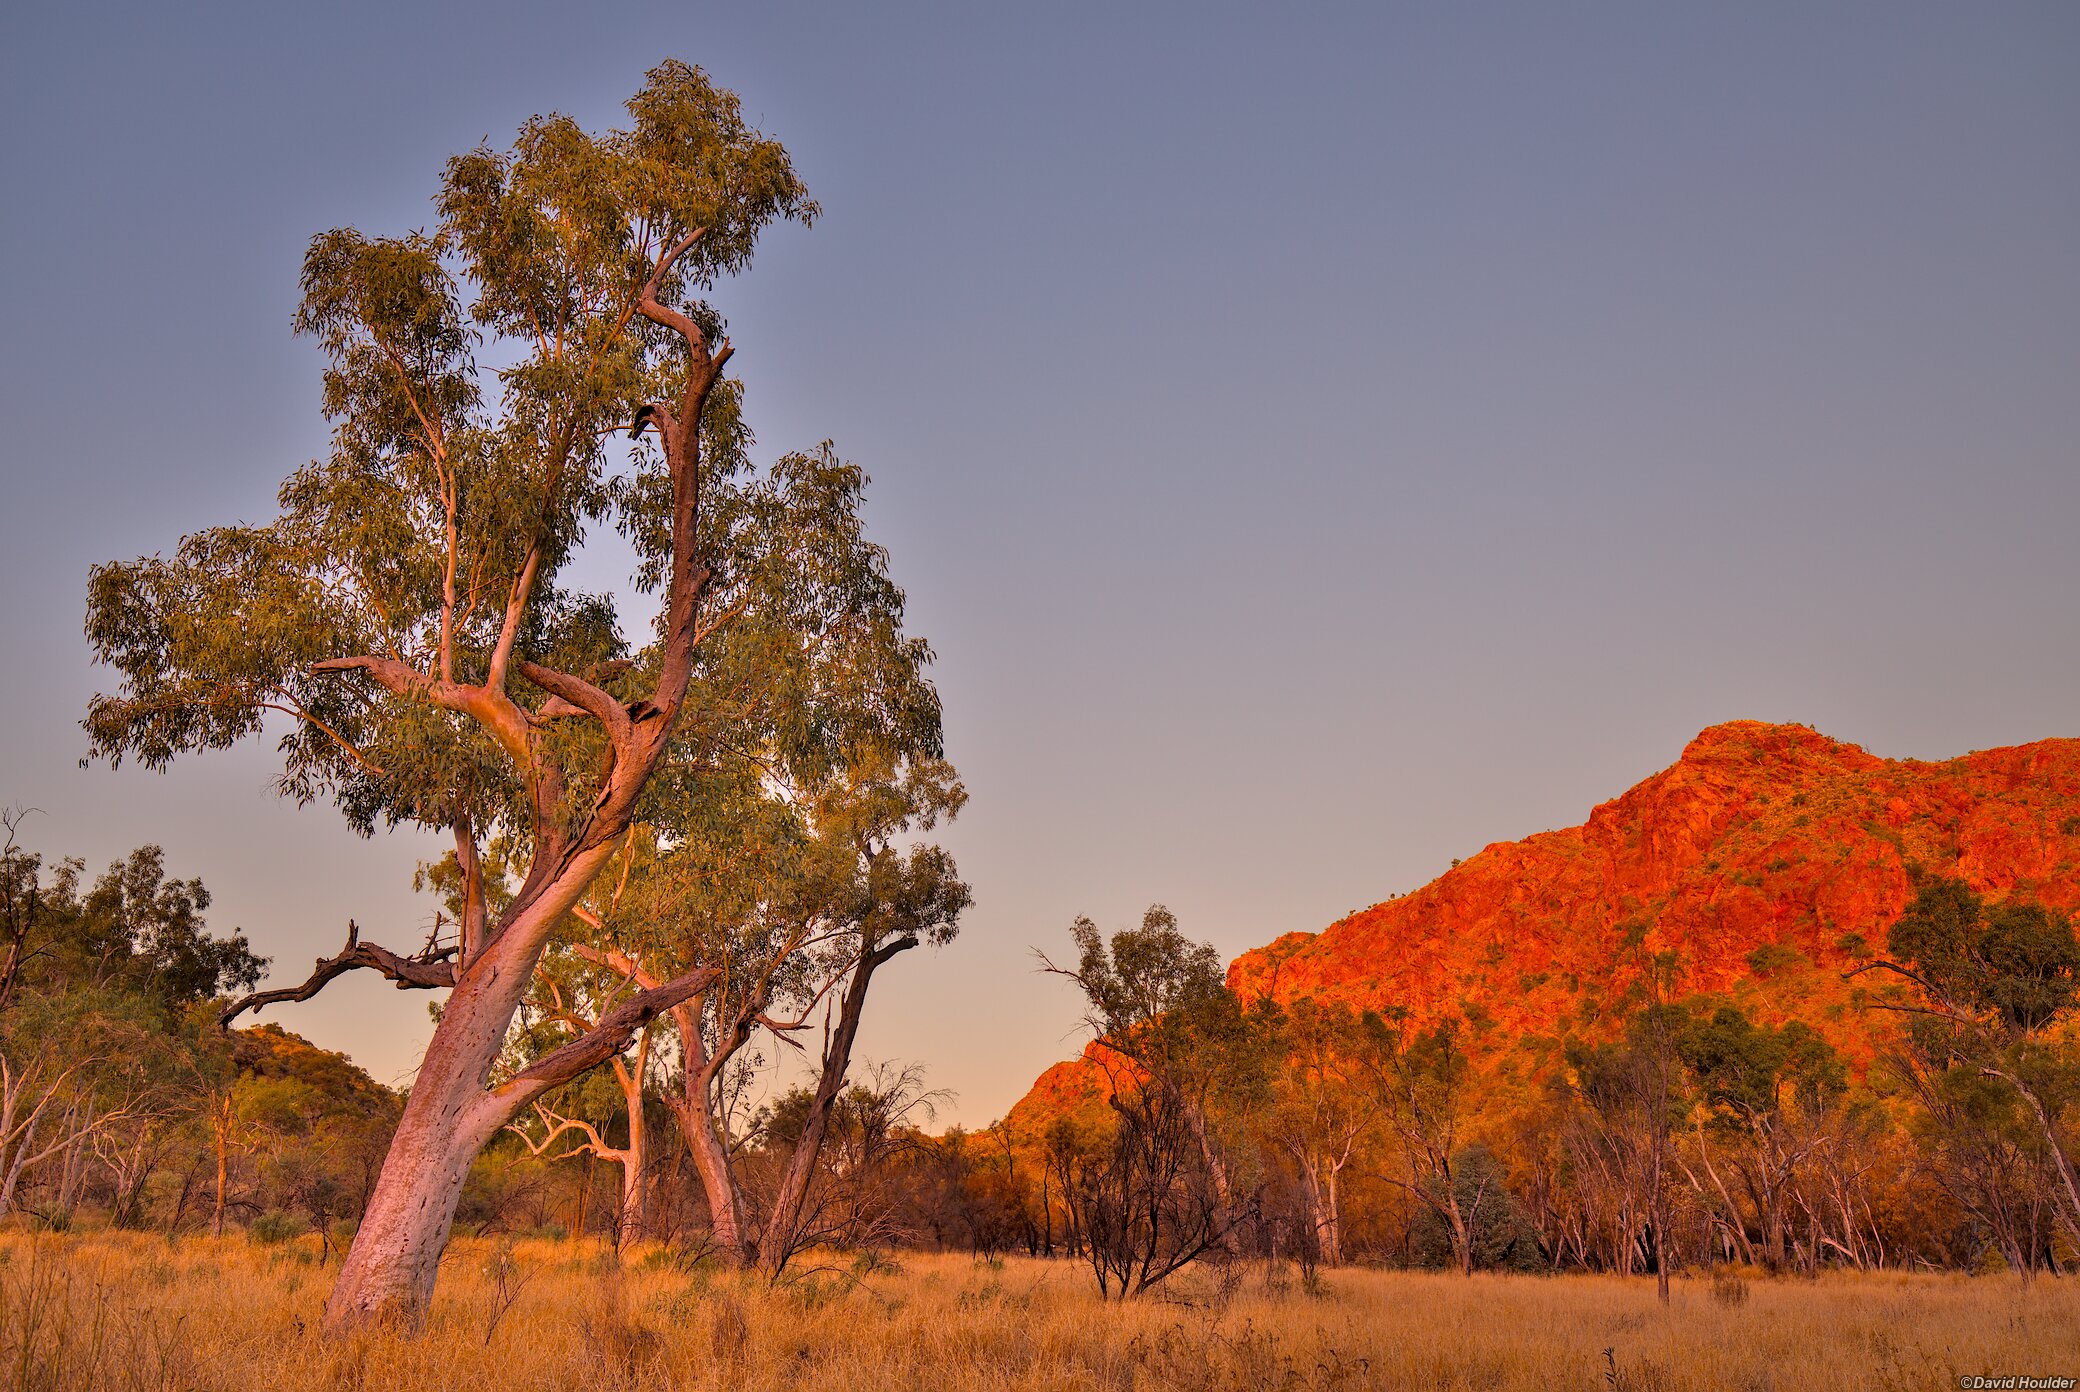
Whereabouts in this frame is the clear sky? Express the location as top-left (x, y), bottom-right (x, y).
top-left (2, 2), bottom-right (2075, 1124)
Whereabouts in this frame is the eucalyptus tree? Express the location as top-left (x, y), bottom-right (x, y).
top-left (1365, 1015), bottom-right (1492, 1276)
top-left (1259, 998), bottom-right (1379, 1266)
top-left (1042, 907), bottom-right (1258, 1292)
top-left (504, 947), bottom-right (663, 1246)
top-left (0, 833), bottom-right (261, 1222)
top-left (73, 61), bottom-right (917, 1329)
top-left (1674, 1004), bottom-right (1846, 1271)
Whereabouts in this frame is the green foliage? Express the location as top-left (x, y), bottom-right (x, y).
top-left (248, 1211), bottom-right (309, 1245)
top-left (1408, 1145), bottom-right (1544, 1272)
top-left (1887, 880), bottom-right (2080, 1035)
top-left (1743, 943), bottom-right (1807, 978)
top-left (1677, 1004), bottom-right (1845, 1123)
top-left (0, 839), bottom-right (262, 1015)
top-left (81, 59), bottom-right (823, 849)
top-left (1061, 905), bottom-right (1226, 1045)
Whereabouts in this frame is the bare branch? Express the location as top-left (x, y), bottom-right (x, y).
top-left (486, 545), bottom-right (544, 693)
top-left (635, 228), bottom-right (710, 351)
top-left (505, 1103), bottom-right (618, 1163)
top-left (219, 920), bottom-right (457, 1028)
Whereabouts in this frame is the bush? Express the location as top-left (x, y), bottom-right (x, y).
top-left (248, 1211), bottom-right (309, 1246)
top-left (1408, 1146), bottom-right (1546, 1273)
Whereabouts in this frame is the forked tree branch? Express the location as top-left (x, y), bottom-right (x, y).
top-left (310, 655), bottom-right (531, 765)
top-left (219, 920), bottom-right (457, 1028)
top-left (517, 659), bottom-right (633, 747)
top-left (636, 229), bottom-right (712, 353)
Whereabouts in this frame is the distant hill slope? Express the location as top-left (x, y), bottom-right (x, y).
top-left (234, 1022), bottom-right (399, 1107)
top-left (1007, 721), bottom-right (2080, 1132)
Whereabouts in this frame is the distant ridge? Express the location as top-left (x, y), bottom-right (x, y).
top-left (1007, 722), bottom-right (2080, 1130)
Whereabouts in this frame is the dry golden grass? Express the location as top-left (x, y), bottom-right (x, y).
top-left (2, 1231), bottom-right (2075, 1391)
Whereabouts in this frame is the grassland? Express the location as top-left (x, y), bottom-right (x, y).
top-left (3, 1231), bottom-right (2075, 1391)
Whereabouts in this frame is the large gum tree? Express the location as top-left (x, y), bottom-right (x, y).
top-left (77, 62), bottom-right (927, 1329)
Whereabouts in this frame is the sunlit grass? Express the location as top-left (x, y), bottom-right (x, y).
top-left (1, 1231), bottom-right (2073, 1390)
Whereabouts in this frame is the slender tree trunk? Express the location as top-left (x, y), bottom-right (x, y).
top-left (1180, 1100), bottom-right (1240, 1252)
top-left (617, 1129), bottom-right (646, 1245)
top-left (615, 1043), bottom-right (649, 1245)
top-left (1322, 1165), bottom-right (1343, 1267)
top-left (212, 1106), bottom-right (230, 1239)
top-left (1450, 1196), bottom-right (1474, 1277)
top-left (2000, 1068), bottom-right (2080, 1250)
top-left (664, 1001), bottom-right (755, 1265)
top-left (757, 936), bottom-right (912, 1279)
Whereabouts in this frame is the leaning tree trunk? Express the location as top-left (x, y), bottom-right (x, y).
top-left (320, 864), bottom-right (707, 1329)
top-left (321, 958), bottom-right (528, 1328)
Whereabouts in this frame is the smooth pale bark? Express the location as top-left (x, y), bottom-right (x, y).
top-left (519, 998), bottom-right (656, 1245)
top-left (560, 944), bottom-right (757, 1260)
top-left (1295, 1155), bottom-right (1344, 1266)
top-left (1179, 1100), bottom-right (1242, 1254)
top-left (591, 946), bottom-right (794, 1269)
top-left (613, 1042), bottom-right (650, 1244)
top-left (322, 936), bottom-right (545, 1325)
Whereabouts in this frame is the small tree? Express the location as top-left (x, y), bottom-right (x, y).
top-left (1041, 907), bottom-right (1251, 1295)
top-left (1563, 953), bottom-right (1686, 1299)
top-left (1675, 1004), bottom-right (1846, 1272)
top-left (1365, 1016), bottom-right (1493, 1276)
top-left (1259, 998), bottom-right (1378, 1266)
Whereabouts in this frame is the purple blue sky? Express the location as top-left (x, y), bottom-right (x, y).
top-left (2, 3), bottom-right (2076, 1123)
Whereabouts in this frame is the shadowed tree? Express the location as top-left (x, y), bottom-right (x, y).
top-left (0, 835), bottom-right (262, 1222)
top-left (1039, 906), bottom-right (1255, 1241)
top-left (1561, 949), bottom-right (1686, 1300)
top-left (1366, 1015), bottom-right (1492, 1276)
top-left (1258, 998), bottom-right (1378, 1266)
top-left (1041, 907), bottom-right (1256, 1295)
top-left (73, 61), bottom-right (896, 1329)
top-left (1861, 879), bottom-right (2080, 1253)
top-left (1674, 1004), bottom-right (1846, 1272)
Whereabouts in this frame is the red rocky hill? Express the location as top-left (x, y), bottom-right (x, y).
top-left (1007, 721), bottom-right (2080, 1131)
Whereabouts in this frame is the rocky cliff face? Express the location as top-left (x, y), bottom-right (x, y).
top-left (1008, 722), bottom-right (2080, 1129)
